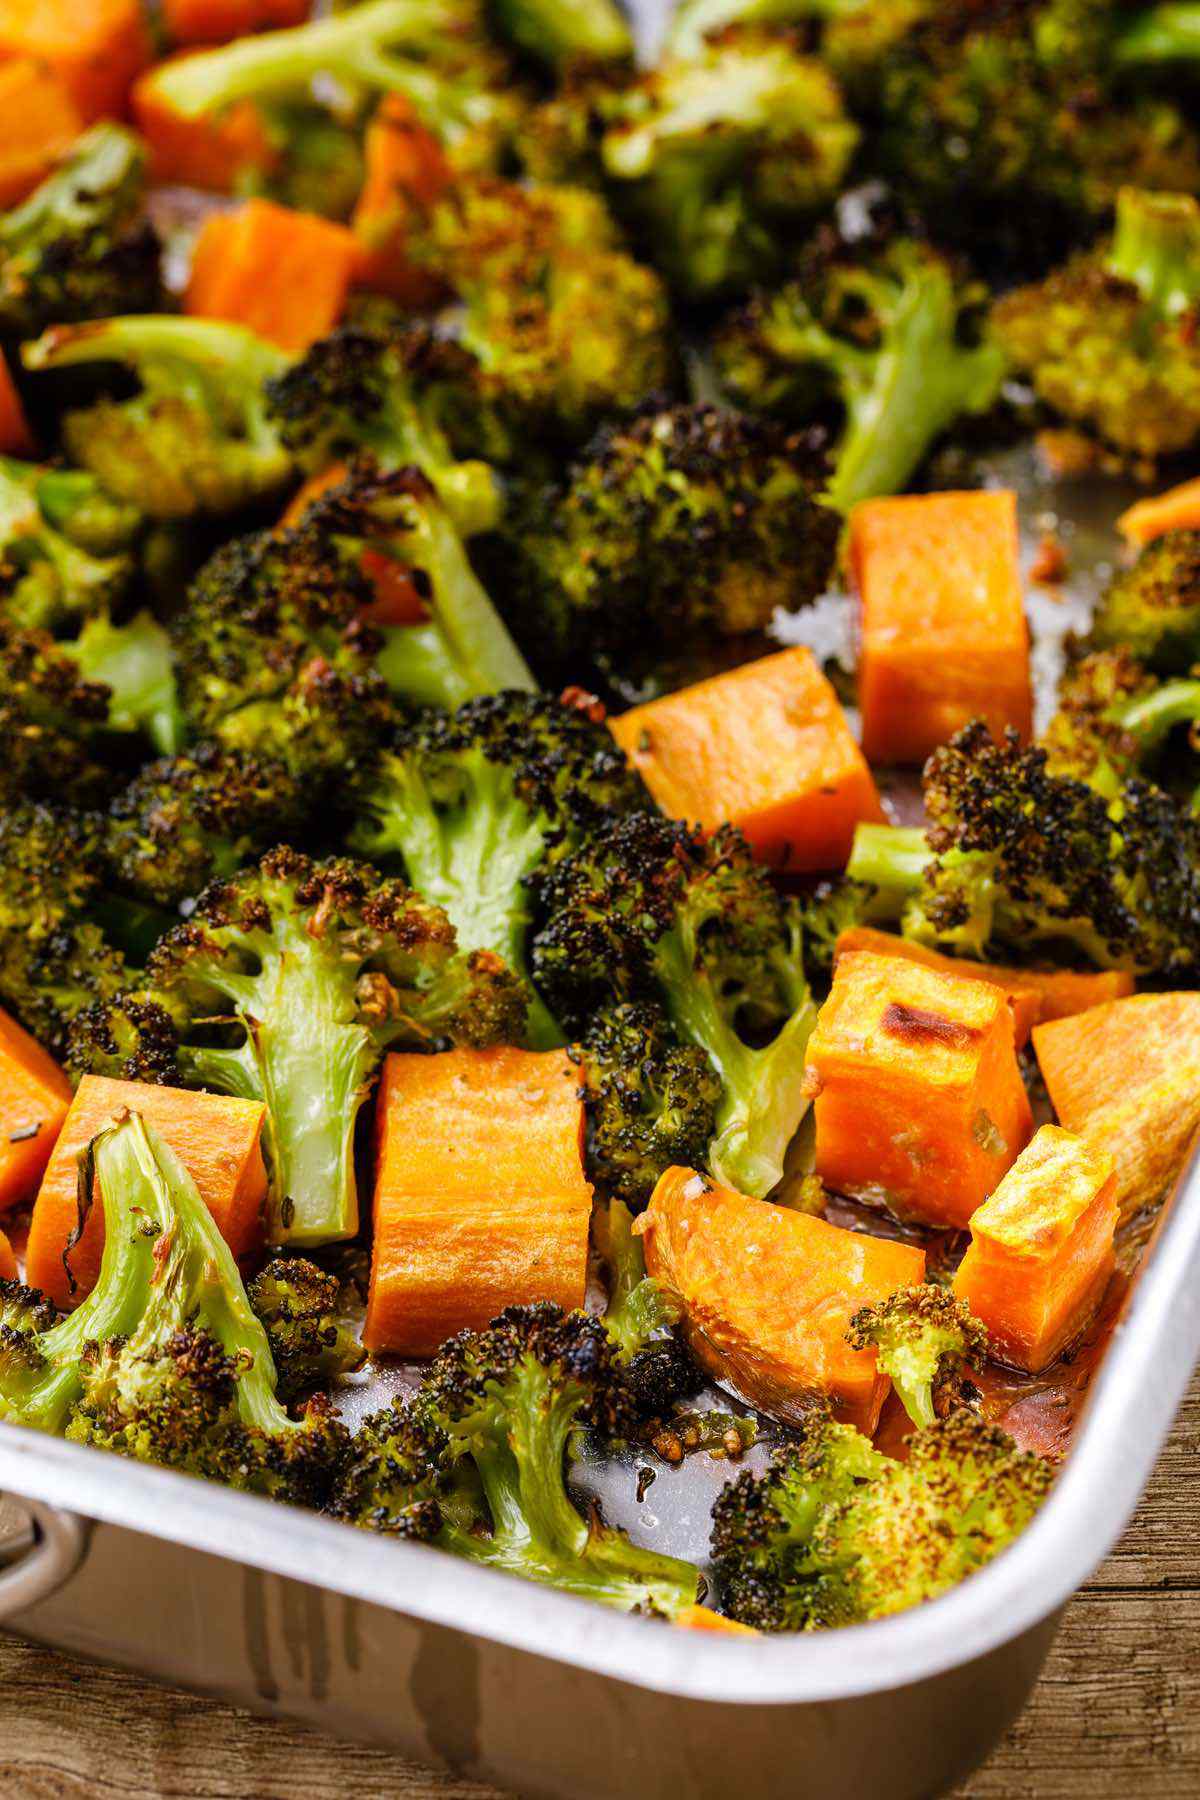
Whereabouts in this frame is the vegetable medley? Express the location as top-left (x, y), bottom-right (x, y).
top-left (2, 0), bottom-right (1200, 1639)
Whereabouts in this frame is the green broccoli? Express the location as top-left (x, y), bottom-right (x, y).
top-left (72, 847), bottom-right (525, 1247)
top-left (846, 1285), bottom-right (988, 1429)
top-left (711, 1404), bottom-right (1052, 1629)
top-left (1090, 529), bottom-right (1200, 670)
top-left (991, 187), bottom-right (1200, 460)
top-left (0, 123), bottom-right (162, 335)
top-left (0, 622), bottom-right (118, 807)
top-left (714, 198), bottom-right (1006, 511)
top-left (532, 812), bottom-right (818, 1199)
top-left (600, 31), bottom-right (859, 299)
top-left (0, 457), bottom-right (139, 632)
top-left (64, 609), bottom-right (185, 757)
top-left (22, 316), bottom-right (293, 519)
top-left (596, 1197), bottom-right (700, 1420)
top-left (348, 689), bottom-right (644, 1047)
top-left (488, 0), bottom-right (633, 68)
top-left (58, 1111), bottom-right (348, 1506)
top-left (247, 1257), bottom-right (366, 1400)
top-left (1041, 647), bottom-right (1200, 800)
top-left (326, 1398), bottom-right (447, 1539)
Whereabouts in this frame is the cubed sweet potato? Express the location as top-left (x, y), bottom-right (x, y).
top-left (805, 949), bottom-right (1033, 1229)
top-left (0, 1005), bottom-right (72, 1215)
top-left (0, 58), bottom-right (83, 208)
top-left (185, 199), bottom-right (360, 354)
top-left (0, 0), bottom-right (152, 122)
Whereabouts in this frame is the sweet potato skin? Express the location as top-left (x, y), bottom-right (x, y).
top-left (954, 1124), bottom-right (1118, 1373)
top-left (364, 1048), bottom-right (593, 1358)
top-left (26, 1075), bottom-right (268, 1308)
top-left (636, 1165), bottom-right (925, 1433)
top-left (806, 950), bottom-right (1033, 1229)
top-left (1034, 993), bottom-right (1200, 1222)
top-left (0, 1005), bottom-right (72, 1215)
top-left (609, 647), bottom-right (884, 873)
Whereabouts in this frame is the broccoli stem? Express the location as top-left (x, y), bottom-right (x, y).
top-left (65, 610), bottom-right (185, 755)
top-left (24, 315), bottom-right (290, 398)
top-left (364, 757), bottom-right (562, 1048)
top-left (1114, 4), bottom-right (1200, 65)
top-left (656, 931), bottom-right (817, 1199)
top-left (1117, 678), bottom-right (1200, 750)
top-left (845, 823), bottom-right (928, 917)
top-left (375, 502), bottom-right (535, 708)
top-left (492, 0), bottom-right (632, 64)
top-left (599, 1199), bottom-right (682, 1355)
top-left (1105, 186), bottom-right (1200, 320)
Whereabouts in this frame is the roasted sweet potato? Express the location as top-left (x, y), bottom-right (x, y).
top-left (185, 200), bottom-right (360, 354)
top-left (0, 1004), bottom-right (72, 1215)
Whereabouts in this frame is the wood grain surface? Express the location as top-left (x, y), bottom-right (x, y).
top-left (0, 1373), bottom-right (1197, 1800)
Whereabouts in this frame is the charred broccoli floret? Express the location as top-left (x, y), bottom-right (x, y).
top-left (711, 1405), bottom-right (1052, 1630)
top-left (532, 813), bottom-right (818, 1198)
top-left (348, 689), bottom-right (643, 1046)
top-left (486, 402), bottom-right (837, 688)
top-left (247, 1257), bottom-right (366, 1400)
top-left (141, 0), bottom-right (521, 167)
top-left (417, 1302), bottom-right (702, 1612)
top-left (77, 848), bottom-right (524, 1247)
top-left (104, 744), bottom-right (307, 908)
top-left (0, 123), bottom-right (161, 335)
top-left (1041, 647), bottom-right (1200, 799)
top-left (845, 720), bottom-right (1200, 978)
top-left (326, 1399), bottom-right (447, 1538)
top-left (1091, 529), bottom-right (1200, 670)
top-left (846, 1285), bottom-right (988, 1429)
top-left (575, 1003), bottom-right (722, 1209)
top-left (0, 458), bottom-right (141, 632)
top-left (23, 317), bottom-right (293, 519)
top-left (714, 195), bottom-right (1006, 511)
top-left (59, 1112), bottom-right (348, 1506)
top-left (991, 187), bottom-right (1200, 460)
top-left (599, 31), bottom-right (857, 300)
top-left (263, 326), bottom-right (502, 536)
top-left (596, 1198), bottom-right (701, 1420)
top-left (0, 622), bottom-right (119, 805)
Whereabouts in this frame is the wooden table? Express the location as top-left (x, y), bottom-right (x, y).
top-left (0, 1375), bottom-right (1197, 1800)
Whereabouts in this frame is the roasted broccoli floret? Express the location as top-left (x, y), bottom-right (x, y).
top-left (532, 813), bottom-right (818, 1198)
top-left (263, 326), bottom-right (502, 536)
top-left (795, 876), bottom-right (876, 986)
top-left (0, 801), bottom-right (129, 1054)
top-left (416, 176), bottom-right (675, 444)
top-left (1041, 647), bottom-right (1200, 799)
top-left (825, 0), bottom-right (1200, 265)
top-left (57, 1112), bottom-right (347, 1506)
top-left (348, 689), bottom-right (643, 1046)
top-left (0, 457), bottom-right (140, 632)
top-left (714, 196), bottom-right (1006, 511)
top-left (105, 744), bottom-right (307, 908)
top-left (1091, 529), bottom-right (1200, 670)
top-left (140, 0), bottom-right (521, 166)
top-left (596, 1198), bottom-right (700, 1420)
top-left (845, 720), bottom-right (1200, 978)
top-left (0, 622), bottom-right (119, 806)
top-left (711, 1405), bottom-right (1052, 1629)
top-left (599, 31), bottom-right (857, 300)
top-left (247, 1256), bottom-right (366, 1400)
top-left (23, 317), bottom-right (293, 519)
top-left (846, 1285), bottom-right (988, 1429)
top-left (326, 1398), bottom-right (447, 1538)
top-left (664, 0), bottom-right (829, 59)
top-left (0, 123), bottom-right (161, 335)
top-left (486, 402), bottom-right (837, 688)
top-left (575, 1003), bottom-right (722, 1209)
top-left (63, 609), bottom-right (185, 757)
top-left (76, 847), bottom-right (524, 1246)
top-left (417, 1303), bottom-right (702, 1613)
top-left (991, 187), bottom-right (1200, 460)
top-left (488, 0), bottom-right (633, 68)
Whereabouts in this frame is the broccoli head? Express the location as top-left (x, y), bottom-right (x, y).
top-left (575, 1003), bottom-right (722, 1210)
top-left (263, 325), bottom-right (502, 536)
top-left (600, 31), bottom-right (859, 300)
top-left (991, 187), bottom-right (1200, 460)
top-left (327, 1399), bottom-right (447, 1539)
top-left (104, 743), bottom-right (308, 909)
top-left (846, 1284), bottom-right (988, 1429)
top-left (0, 457), bottom-right (140, 633)
top-left (58, 1112), bottom-right (348, 1506)
top-left (417, 1302), bottom-right (702, 1613)
top-left (247, 1256), bottom-right (366, 1400)
top-left (711, 1405), bottom-right (1053, 1629)
top-left (846, 719), bottom-right (1200, 978)
top-left (1091, 529), bottom-right (1200, 671)
top-left (487, 402), bottom-right (837, 689)
top-left (532, 812), bottom-right (818, 1198)
top-left (23, 316), bottom-right (293, 519)
top-left (1041, 646), bottom-right (1200, 800)
top-left (79, 847), bottom-right (525, 1247)
top-left (348, 687), bottom-right (644, 1046)
top-left (714, 194), bottom-right (1006, 511)
top-left (0, 621), bottom-right (120, 806)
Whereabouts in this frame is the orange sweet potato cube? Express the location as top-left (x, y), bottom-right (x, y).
top-left (185, 199), bottom-right (360, 354)
top-left (0, 59), bottom-right (83, 209)
top-left (954, 1124), bottom-right (1118, 1373)
top-left (0, 0), bottom-right (152, 122)
top-left (0, 1005), bottom-right (72, 1214)
top-left (636, 1166), bottom-right (926, 1432)
top-left (805, 950), bottom-right (1033, 1229)
top-left (609, 646), bottom-right (884, 874)
top-left (364, 1047), bottom-right (593, 1357)
top-left (833, 926), bottom-right (1043, 1049)
top-left (27, 1075), bottom-right (268, 1308)
top-left (852, 490), bottom-right (1033, 765)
